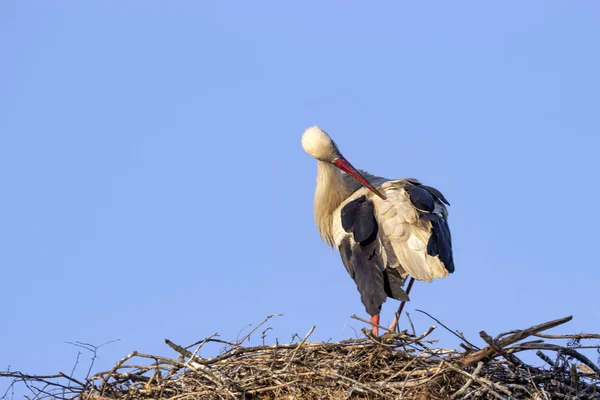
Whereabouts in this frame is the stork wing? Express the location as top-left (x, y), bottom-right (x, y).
top-left (373, 179), bottom-right (454, 282)
top-left (334, 179), bottom-right (454, 287)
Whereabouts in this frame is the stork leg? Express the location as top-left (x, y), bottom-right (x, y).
top-left (369, 314), bottom-right (380, 336)
top-left (388, 277), bottom-right (415, 333)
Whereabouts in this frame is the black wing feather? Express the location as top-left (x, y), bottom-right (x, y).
top-left (383, 267), bottom-right (409, 301)
top-left (339, 236), bottom-right (387, 316)
top-left (340, 197), bottom-right (363, 232)
top-left (420, 185), bottom-right (450, 205)
top-left (341, 196), bottom-right (378, 244)
top-left (338, 197), bottom-right (387, 316)
top-left (411, 182), bottom-right (455, 274)
top-left (406, 179), bottom-right (451, 206)
top-left (419, 212), bottom-right (455, 274)
top-left (406, 185), bottom-right (435, 212)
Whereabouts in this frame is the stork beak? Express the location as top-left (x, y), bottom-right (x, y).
top-left (334, 156), bottom-right (387, 200)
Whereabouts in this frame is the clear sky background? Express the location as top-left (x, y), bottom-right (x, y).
top-left (1, 1), bottom-right (599, 394)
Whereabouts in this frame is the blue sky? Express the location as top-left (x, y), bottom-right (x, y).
top-left (1, 1), bottom-right (599, 392)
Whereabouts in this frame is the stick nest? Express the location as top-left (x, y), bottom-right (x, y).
top-left (2, 315), bottom-right (600, 399)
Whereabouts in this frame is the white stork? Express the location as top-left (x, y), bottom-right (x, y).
top-left (301, 126), bottom-right (454, 335)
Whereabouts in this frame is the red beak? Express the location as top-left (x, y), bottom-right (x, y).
top-left (334, 156), bottom-right (387, 200)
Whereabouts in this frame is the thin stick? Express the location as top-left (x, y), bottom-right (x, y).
top-left (282, 326), bottom-right (315, 370)
top-left (533, 333), bottom-right (600, 340)
top-left (329, 371), bottom-right (386, 397)
top-left (350, 314), bottom-right (391, 334)
top-left (450, 361), bottom-right (484, 399)
top-left (405, 311), bottom-right (417, 338)
top-left (416, 309), bottom-right (480, 350)
top-left (184, 333), bottom-right (220, 350)
top-left (100, 351), bottom-right (138, 396)
top-left (389, 277), bottom-right (415, 333)
top-left (236, 314), bottom-right (283, 346)
top-left (442, 361), bottom-right (511, 399)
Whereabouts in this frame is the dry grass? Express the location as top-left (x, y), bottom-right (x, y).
top-left (2, 314), bottom-right (599, 399)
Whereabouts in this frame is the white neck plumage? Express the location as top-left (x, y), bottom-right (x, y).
top-left (313, 161), bottom-right (353, 247)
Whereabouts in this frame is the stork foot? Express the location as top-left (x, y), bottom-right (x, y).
top-left (370, 314), bottom-right (380, 336)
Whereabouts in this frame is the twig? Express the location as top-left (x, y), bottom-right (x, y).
top-left (404, 325), bottom-right (437, 347)
top-left (536, 350), bottom-right (556, 367)
top-left (443, 361), bottom-right (511, 399)
top-left (391, 277), bottom-right (415, 333)
top-left (236, 313), bottom-right (283, 346)
top-left (405, 311), bottom-right (417, 338)
top-left (329, 371), bottom-right (386, 397)
top-left (65, 339), bottom-right (120, 380)
top-left (165, 339), bottom-right (204, 363)
top-left (416, 309), bottom-right (480, 350)
top-left (184, 332), bottom-right (219, 350)
top-left (350, 314), bottom-right (391, 334)
top-left (261, 327), bottom-right (272, 346)
top-left (68, 352), bottom-right (81, 387)
top-left (282, 326), bottom-right (315, 370)
top-left (450, 361), bottom-right (484, 399)
top-left (100, 351), bottom-right (138, 396)
top-left (534, 333), bottom-right (600, 340)
top-left (57, 372), bottom-right (85, 388)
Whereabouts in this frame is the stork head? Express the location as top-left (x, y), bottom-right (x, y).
top-left (301, 126), bottom-right (340, 162)
top-left (301, 126), bottom-right (386, 200)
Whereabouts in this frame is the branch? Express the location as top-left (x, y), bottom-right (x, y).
top-left (461, 315), bottom-right (572, 367)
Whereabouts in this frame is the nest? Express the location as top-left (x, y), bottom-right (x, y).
top-left (2, 314), bottom-right (600, 399)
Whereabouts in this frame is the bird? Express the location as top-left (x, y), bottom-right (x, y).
top-left (301, 126), bottom-right (454, 336)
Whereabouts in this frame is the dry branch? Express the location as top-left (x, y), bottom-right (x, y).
top-left (461, 316), bottom-right (573, 367)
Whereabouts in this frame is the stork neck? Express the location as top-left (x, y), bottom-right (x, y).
top-left (314, 161), bottom-right (353, 247)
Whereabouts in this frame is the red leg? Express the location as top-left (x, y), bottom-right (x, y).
top-left (370, 314), bottom-right (380, 336)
